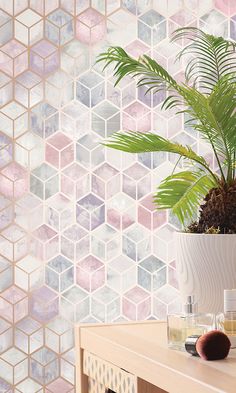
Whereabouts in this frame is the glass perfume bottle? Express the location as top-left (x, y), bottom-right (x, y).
top-left (167, 296), bottom-right (215, 351)
top-left (217, 289), bottom-right (236, 348)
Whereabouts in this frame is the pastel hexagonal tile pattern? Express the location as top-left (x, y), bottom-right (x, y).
top-left (91, 286), bottom-right (120, 322)
top-left (15, 9), bottom-right (43, 45)
top-left (45, 193), bottom-right (74, 231)
top-left (30, 102), bottom-right (59, 139)
top-left (0, 348), bottom-right (28, 385)
top-left (61, 101), bottom-right (90, 139)
top-left (15, 317), bottom-right (43, 354)
top-left (76, 255), bottom-right (105, 292)
top-left (138, 255), bottom-right (166, 291)
top-left (61, 163), bottom-right (90, 199)
top-left (45, 255), bottom-right (74, 292)
top-left (0, 224), bottom-right (28, 261)
top-left (45, 70), bottom-right (73, 108)
top-left (30, 40), bottom-right (59, 76)
top-left (61, 39), bottom-right (89, 77)
top-left (60, 285), bottom-right (90, 322)
top-left (76, 8), bottom-right (106, 45)
top-left (0, 319), bottom-right (13, 354)
top-left (45, 317), bottom-right (74, 354)
top-left (138, 10), bottom-right (166, 46)
top-left (61, 224), bottom-right (89, 261)
top-left (30, 163), bottom-right (59, 200)
top-left (0, 256), bottom-right (13, 291)
top-left (76, 193), bottom-right (105, 231)
top-left (0, 10), bottom-right (12, 46)
top-left (45, 9), bottom-right (74, 45)
top-left (46, 132), bottom-right (74, 169)
top-left (0, 286), bottom-right (28, 323)
top-left (29, 286), bottom-right (59, 323)
top-left (0, 1), bottom-right (226, 391)
top-left (122, 286), bottom-right (151, 320)
top-left (0, 101), bottom-right (28, 138)
top-left (0, 39), bottom-right (27, 77)
top-left (30, 347), bottom-right (59, 385)
top-left (46, 378), bottom-right (74, 393)
top-left (16, 378), bottom-right (43, 393)
top-left (76, 70), bottom-right (105, 108)
top-left (15, 71), bottom-right (43, 108)
top-left (123, 101), bottom-right (151, 132)
top-left (0, 72), bottom-right (13, 107)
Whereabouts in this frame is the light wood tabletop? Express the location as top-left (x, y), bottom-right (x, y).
top-left (75, 320), bottom-right (236, 393)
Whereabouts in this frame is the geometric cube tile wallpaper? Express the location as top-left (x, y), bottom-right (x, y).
top-left (0, 0), bottom-right (234, 390)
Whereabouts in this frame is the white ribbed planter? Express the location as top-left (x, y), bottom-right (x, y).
top-left (175, 233), bottom-right (236, 313)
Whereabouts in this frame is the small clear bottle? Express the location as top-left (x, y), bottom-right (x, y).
top-left (167, 296), bottom-right (215, 351)
top-left (216, 289), bottom-right (236, 348)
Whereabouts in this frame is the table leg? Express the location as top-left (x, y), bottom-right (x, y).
top-left (75, 326), bottom-right (89, 393)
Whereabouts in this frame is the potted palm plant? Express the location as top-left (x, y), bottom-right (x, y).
top-left (97, 27), bottom-right (236, 313)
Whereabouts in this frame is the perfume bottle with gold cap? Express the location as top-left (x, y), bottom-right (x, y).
top-left (167, 296), bottom-right (214, 351)
top-left (217, 289), bottom-right (236, 348)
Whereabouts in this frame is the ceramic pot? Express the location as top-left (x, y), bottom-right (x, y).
top-left (175, 232), bottom-right (236, 313)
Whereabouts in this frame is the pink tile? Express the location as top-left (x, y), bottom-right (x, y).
top-left (138, 205), bottom-right (152, 230)
top-left (92, 163), bottom-right (120, 199)
top-left (46, 144), bottom-right (60, 168)
top-left (31, 40), bottom-right (57, 57)
top-left (215, 0), bottom-right (236, 15)
top-left (0, 40), bottom-right (28, 77)
top-left (1, 40), bottom-right (26, 57)
top-left (1, 285), bottom-right (26, 303)
top-left (170, 9), bottom-right (195, 25)
top-left (140, 194), bottom-right (155, 211)
top-left (47, 132), bottom-right (72, 150)
top-left (76, 8), bottom-right (106, 44)
top-left (46, 377), bottom-right (74, 393)
top-left (29, 286), bottom-right (59, 323)
top-left (0, 52), bottom-right (12, 76)
top-left (77, 8), bottom-right (104, 27)
top-left (33, 224), bottom-right (57, 242)
top-left (107, 208), bottom-right (135, 230)
top-left (138, 195), bottom-right (167, 230)
top-left (168, 265), bottom-right (179, 289)
top-left (0, 162), bottom-right (28, 199)
top-left (31, 225), bottom-right (59, 260)
top-left (76, 255), bottom-right (105, 292)
top-left (124, 102), bottom-right (149, 119)
top-left (61, 163), bottom-right (90, 199)
top-left (125, 40), bottom-right (149, 57)
top-left (30, 40), bottom-right (59, 76)
top-left (0, 286), bottom-right (28, 323)
top-left (124, 286), bottom-right (150, 303)
top-left (122, 286), bottom-right (151, 320)
top-left (124, 163), bottom-right (148, 181)
top-left (46, 137), bottom-right (74, 169)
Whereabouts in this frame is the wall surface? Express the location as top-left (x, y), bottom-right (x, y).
top-left (0, 0), bottom-right (234, 391)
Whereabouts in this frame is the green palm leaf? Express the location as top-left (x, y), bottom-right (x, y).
top-left (154, 170), bottom-right (217, 225)
top-left (171, 27), bottom-right (236, 92)
top-left (179, 78), bottom-right (236, 181)
top-left (104, 131), bottom-right (218, 182)
top-left (97, 47), bottom-right (181, 109)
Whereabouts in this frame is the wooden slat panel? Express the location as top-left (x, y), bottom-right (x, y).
top-left (84, 351), bottom-right (137, 393)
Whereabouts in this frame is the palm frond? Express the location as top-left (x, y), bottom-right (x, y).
top-left (171, 27), bottom-right (236, 92)
top-left (104, 131), bottom-right (218, 182)
top-left (97, 47), bottom-right (181, 109)
top-left (208, 78), bottom-right (236, 181)
top-left (179, 78), bottom-right (236, 181)
top-left (154, 170), bottom-right (217, 225)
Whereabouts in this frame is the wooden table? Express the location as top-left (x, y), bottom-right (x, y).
top-left (75, 321), bottom-right (236, 393)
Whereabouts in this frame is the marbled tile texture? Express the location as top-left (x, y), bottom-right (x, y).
top-left (0, 0), bottom-right (233, 390)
